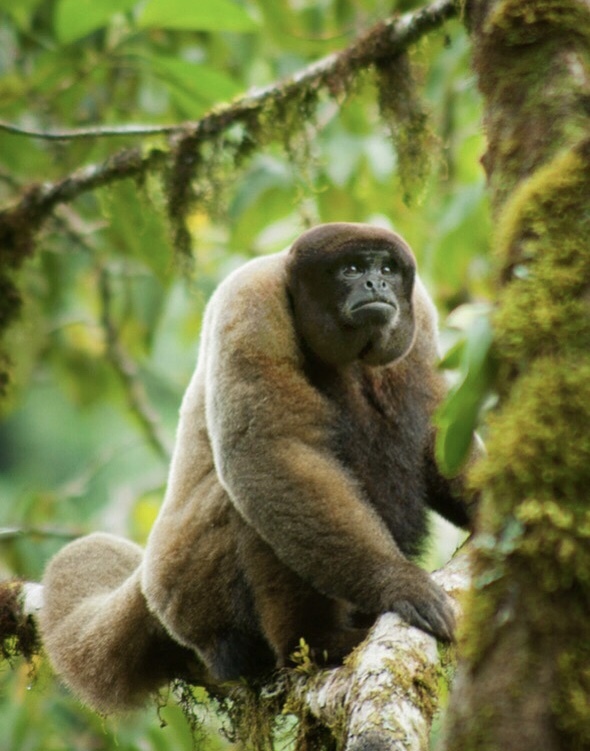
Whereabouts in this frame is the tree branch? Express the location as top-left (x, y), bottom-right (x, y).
top-left (0, 121), bottom-right (184, 141)
top-left (283, 548), bottom-right (470, 751)
top-left (0, 0), bottom-right (458, 258)
top-left (0, 526), bottom-right (80, 542)
top-left (442, 2), bottom-right (590, 749)
top-left (0, 0), bottom-right (457, 147)
top-left (1, 546), bottom-right (471, 750)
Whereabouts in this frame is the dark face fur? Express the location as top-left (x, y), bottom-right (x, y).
top-left (286, 223), bottom-right (417, 367)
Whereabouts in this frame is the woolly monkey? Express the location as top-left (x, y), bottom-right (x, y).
top-left (41, 223), bottom-right (475, 713)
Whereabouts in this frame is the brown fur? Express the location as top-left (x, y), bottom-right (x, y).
top-left (40, 223), bottom-right (473, 713)
top-left (40, 534), bottom-right (199, 713)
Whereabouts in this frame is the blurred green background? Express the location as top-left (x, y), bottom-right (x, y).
top-left (0, 0), bottom-right (490, 747)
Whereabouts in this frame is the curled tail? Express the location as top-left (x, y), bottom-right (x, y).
top-left (40, 532), bottom-right (196, 714)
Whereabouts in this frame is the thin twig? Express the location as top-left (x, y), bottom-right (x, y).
top-left (0, 526), bottom-right (80, 542)
top-left (53, 206), bottom-right (171, 462)
top-left (98, 266), bottom-right (171, 461)
top-left (0, 120), bottom-right (183, 140)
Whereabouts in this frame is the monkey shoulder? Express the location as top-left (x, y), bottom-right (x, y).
top-left (203, 251), bottom-right (297, 362)
top-left (201, 251), bottom-right (332, 464)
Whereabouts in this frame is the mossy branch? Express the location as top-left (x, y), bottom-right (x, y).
top-left (0, 0), bottom-right (457, 259)
top-left (1, 548), bottom-right (470, 751)
top-left (443, 1), bottom-right (590, 749)
top-left (0, 0), bottom-right (459, 395)
top-left (0, 527), bottom-right (80, 542)
top-left (0, 580), bottom-right (42, 662)
top-left (282, 549), bottom-right (471, 751)
top-left (0, 0), bottom-right (456, 147)
top-left (0, 121), bottom-right (184, 141)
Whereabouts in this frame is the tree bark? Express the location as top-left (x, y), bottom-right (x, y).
top-left (442, 2), bottom-right (590, 749)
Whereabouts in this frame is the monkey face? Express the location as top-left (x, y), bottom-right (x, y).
top-left (286, 223), bottom-right (417, 367)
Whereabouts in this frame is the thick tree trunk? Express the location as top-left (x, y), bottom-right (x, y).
top-left (443, 2), bottom-right (590, 750)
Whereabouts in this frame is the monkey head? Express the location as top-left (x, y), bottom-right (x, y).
top-left (286, 222), bottom-right (417, 367)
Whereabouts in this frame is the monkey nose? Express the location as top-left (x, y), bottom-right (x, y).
top-left (364, 278), bottom-right (387, 290)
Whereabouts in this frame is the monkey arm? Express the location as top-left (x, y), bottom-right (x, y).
top-left (203, 255), bottom-right (453, 639)
top-left (221, 431), bottom-right (407, 609)
top-left (211, 388), bottom-right (454, 640)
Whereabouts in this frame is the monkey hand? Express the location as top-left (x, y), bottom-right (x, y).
top-left (385, 566), bottom-right (456, 642)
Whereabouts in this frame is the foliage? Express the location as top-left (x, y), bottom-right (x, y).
top-left (435, 302), bottom-right (494, 476)
top-left (0, 0), bottom-right (489, 748)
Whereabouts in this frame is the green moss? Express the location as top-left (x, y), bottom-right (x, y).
top-left (555, 644), bottom-right (590, 743)
top-left (453, 1), bottom-right (590, 746)
top-left (165, 681), bottom-right (211, 745)
top-left (464, 353), bottom-right (590, 740)
top-left (490, 140), bottom-right (590, 367)
top-left (375, 51), bottom-right (435, 205)
top-left (411, 658), bottom-right (444, 722)
top-left (207, 667), bottom-right (344, 751)
top-left (496, 141), bottom-right (590, 263)
top-left (379, 650), bottom-right (442, 723)
top-left (487, 0), bottom-right (590, 45)
top-left (465, 135), bottom-right (590, 748)
top-left (471, 0), bottom-right (590, 207)
top-left (473, 359), bottom-right (590, 502)
top-left (0, 580), bottom-right (40, 662)
top-left (469, 356), bottom-right (590, 586)
top-left (219, 683), bottom-right (279, 751)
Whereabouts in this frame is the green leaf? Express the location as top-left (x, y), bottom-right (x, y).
top-left (54, 0), bottom-right (137, 43)
top-left (435, 310), bottom-right (495, 476)
top-left (147, 54), bottom-right (241, 112)
top-left (0, 0), bottom-right (39, 30)
top-left (97, 178), bottom-right (173, 287)
top-left (137, 0), bottom-right (258, 32)
top-left (438, 338), bottom-right (465, 370)
top-left (435, 375), bottom-right (488, 477)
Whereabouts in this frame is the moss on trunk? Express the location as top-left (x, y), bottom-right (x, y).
top-left (444, 1), bottom-right (590, 749)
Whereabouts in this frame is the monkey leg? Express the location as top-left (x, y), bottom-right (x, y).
top-left (40, 532), bottom-right (197, 714)
top-left (263, 581), bottom-right (370, 669)
top-left (238, 525), bottom-right (369, 669)
top-left (142, 495), bottom-right (277, 684)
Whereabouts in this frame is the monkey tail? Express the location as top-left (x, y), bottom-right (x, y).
top-left (40, 532), bottom-right (196, 714)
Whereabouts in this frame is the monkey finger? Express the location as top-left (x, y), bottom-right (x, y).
top-left (393, 598), bottom-right (455, 642)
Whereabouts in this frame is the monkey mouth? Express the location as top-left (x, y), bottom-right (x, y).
top-left (350, 300), bottom-right (396, 314)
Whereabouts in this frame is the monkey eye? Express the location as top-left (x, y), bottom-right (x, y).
top-left (341, 264), bottom-right (362, 278)
top-left (381, 263), bottom-right (397, 276)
